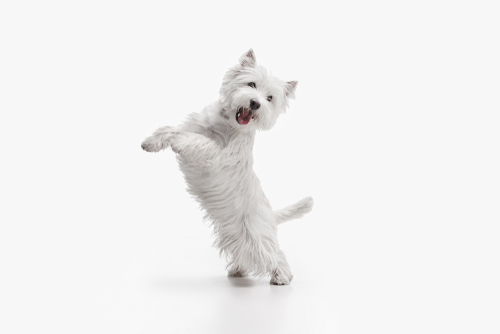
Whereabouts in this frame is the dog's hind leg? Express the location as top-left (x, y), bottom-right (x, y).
top-left (270, 250), bottom-right (293, 285)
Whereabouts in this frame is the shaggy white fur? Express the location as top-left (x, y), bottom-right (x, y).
top-left (141, 49), bottom-right (313, 285)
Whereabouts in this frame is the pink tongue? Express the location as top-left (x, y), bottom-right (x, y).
top-left (238, 109), bottom-right (252, 125)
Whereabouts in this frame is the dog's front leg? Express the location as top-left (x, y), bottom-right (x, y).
top-left (141, 126), bottom-right (180, 152)
top-left (170, 132), bottom-right (221, 168)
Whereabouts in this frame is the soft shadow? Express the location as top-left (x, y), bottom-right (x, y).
top-left (149, 275), bottom-right (272, 290)
top-left (226, 276), bottom-right (256, 287)
top-left (146, 275), bottom-right (294, 333)
top-left (148, 276), bottom-right (226, 291)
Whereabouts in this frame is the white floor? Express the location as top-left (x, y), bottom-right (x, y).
top-left (93, 236), bottom-right (337, 334)
top-left (4, 214), bottom-right (498, 334)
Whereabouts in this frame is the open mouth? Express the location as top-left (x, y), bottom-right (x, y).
top-left (236, 107), bottom-right (256, 125)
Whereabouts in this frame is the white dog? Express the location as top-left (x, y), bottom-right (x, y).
top-left (141, 49), bottom-right (313, 285)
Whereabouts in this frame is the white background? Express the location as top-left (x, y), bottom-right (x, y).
top-left (1, 1), bottom-right (499, 333)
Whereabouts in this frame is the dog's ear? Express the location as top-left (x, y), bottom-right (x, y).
top-left (239, 49), bottom-right (256, 68)
top-left (285, 81), bottom-right (298, 99)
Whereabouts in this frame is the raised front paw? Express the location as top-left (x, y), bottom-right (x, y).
top-left (141, 126), bottom-right (179, 153)
top-left (141, 136), bottom-right (164, 152)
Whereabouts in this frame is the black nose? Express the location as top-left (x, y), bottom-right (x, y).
top-left (250, 99), bottom-right (261, 110)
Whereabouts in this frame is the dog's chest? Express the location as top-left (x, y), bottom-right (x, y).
top-left (180, 132), bottom-right (261, 213)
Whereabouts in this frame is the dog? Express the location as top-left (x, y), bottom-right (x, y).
top-left (141, 49), bottom-right (313, 285)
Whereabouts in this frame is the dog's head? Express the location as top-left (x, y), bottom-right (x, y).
top-left (219, 49), bottom-right (297, 132)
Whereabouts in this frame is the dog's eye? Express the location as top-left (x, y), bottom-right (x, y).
top-left (267, 96), bottom-right (273, 102)
top-left (248, 82), bottom-right (256, 88)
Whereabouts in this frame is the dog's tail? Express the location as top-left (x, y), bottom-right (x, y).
top-left (273, 196), bottom-right (314, 225)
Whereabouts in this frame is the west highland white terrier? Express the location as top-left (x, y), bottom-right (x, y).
top-left (141, 49), bottom-right (313, 285)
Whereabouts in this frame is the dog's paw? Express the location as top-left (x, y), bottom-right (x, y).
top-left (270, 272), bottom-right (293, 285)
top-left (169, 139), bottom-right (181, 154)
top-left (227, 270), bottom-right (247, 278)
top-left (142, 126), bottom-right (180, 153)
top-left (141, 136), bottom-right (165, 152)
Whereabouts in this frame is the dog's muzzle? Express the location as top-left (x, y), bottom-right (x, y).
top-left (236, 107), bottom-right (257, 125)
